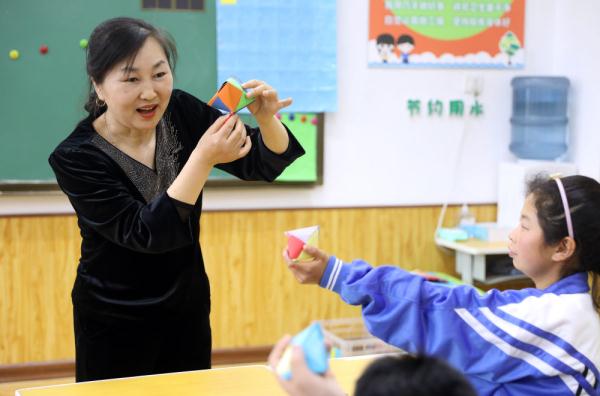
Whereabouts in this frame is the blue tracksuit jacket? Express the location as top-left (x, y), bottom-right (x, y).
top-left (319, 257), bottom-right (600, 396)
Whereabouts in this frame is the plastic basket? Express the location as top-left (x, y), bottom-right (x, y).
top-left (317, 318), bottom-right (402, 357)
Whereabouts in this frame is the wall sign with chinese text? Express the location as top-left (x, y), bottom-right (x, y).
top-left (407, 98), bottom-right (484, 117)
top-left (369, 0), bottom-right (525, 68)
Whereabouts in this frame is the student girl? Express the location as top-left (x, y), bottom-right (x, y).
top-left (284, 175), bottom-right (600, 395)
top-left (49, 17), bottom-right (304, 381)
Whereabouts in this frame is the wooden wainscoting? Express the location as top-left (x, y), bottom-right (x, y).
top-left (0, 204), bottom-right (496, 367)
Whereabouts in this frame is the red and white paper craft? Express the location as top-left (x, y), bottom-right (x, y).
top-left (285, 225), bottom-right (319, 261)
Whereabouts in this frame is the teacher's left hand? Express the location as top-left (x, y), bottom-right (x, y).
top-left (243, 80), bottom-right (292, 123)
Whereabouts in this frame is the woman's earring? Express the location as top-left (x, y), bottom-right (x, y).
top-left (95, 97), bottom-right (106, 108)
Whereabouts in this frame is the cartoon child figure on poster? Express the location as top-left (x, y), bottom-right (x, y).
top-left (376, 33), bottom-right (396, 63)
top-left (397, 34), bottom-right (415, 64)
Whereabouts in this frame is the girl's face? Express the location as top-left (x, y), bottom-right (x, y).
top-left (94, 37), bottom-right (173, 133)
top-left (508, 194), bottom-right (557, 285)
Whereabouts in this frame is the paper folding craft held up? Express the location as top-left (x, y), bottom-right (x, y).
top-left (276, 322), bottom-right (329, 380)
top-left (208, 77), bottom-right (255, 114)
top-left (285, 225), bottom-right (319, 261)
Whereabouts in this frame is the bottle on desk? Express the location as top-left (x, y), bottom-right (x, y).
top-left (457, 204), bottom-right (478, 239)
top-left (457, 203), bottom-right (476, 227)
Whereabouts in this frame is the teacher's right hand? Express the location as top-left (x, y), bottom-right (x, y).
top-left (196, 114), bottom-right (252, 165)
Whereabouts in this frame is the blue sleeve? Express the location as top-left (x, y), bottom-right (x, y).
top-left (318, 257), bottom-right (540, 378)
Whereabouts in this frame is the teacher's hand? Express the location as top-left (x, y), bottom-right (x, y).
top-left (243, 80), bottom-right (292, 124)
top-left (196, 114), bottom-right (251, 165)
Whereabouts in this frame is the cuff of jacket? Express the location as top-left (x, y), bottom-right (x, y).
top-left (319, 256), bottom-right (349, 294)
top-left (168, 195), bottom-right (195, 222)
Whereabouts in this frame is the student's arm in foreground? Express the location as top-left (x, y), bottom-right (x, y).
top-left (268, 335), bottom-right (345, 396)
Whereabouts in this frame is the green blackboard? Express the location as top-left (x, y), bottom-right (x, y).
top-left (0, 0), bottom-right (320, 190)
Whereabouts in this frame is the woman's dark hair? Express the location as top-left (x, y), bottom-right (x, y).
top-left (527, 174), bottom-right (600, 309)
top-left (354, 354), bottom-right (476, 396)
top-left (84, 17), bottom-right (177, 116)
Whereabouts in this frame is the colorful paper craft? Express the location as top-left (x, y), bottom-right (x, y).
top-left (208, 77), bottom-right (255, 114)
top-left (285, 225), bottom-right (319, 261)
top-left (276, 322), bottom-right (329, 380)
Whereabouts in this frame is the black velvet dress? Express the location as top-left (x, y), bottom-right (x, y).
top-left (48, 89), bottom-right (304, 381)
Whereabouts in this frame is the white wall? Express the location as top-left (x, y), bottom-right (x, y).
top-left (2, 0), bottom-right (599, 215)
top-left (552, 1), bottom-right (600, 180)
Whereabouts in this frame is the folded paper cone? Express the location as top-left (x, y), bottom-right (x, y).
top-left (287, 235), bottom-right (305, 260)
top-left (285, 225), bottom-right (319, 261)
top-left (296, 229), bottom-right (318, 261)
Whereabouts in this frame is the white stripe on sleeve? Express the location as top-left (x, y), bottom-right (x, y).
top-left (455, 308), bottom-right (580, 394)
top-left (326, 258), bottom-right (342, 291)
top-left (479, 307), bottom-right (593, 386)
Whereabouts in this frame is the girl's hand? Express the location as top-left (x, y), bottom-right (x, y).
top-left (243, 80), bottom-right (292, 123)
top-left (283, 245), bottom-right (330, 285)
top-left (196, 114), bottom-right (251, 165)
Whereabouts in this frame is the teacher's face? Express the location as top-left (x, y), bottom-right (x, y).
top-left (94, 37), bottom-right (173, 133)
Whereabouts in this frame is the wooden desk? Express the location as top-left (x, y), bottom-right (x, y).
top-left (435, 238), bottom-right (513, 285)
top-left (16, 357), bottom-right (375, 396)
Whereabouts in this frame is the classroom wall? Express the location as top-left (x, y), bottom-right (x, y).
top-left (0, 204), bottom-right (497, 365)
top-left (204, 0), bottom-right (600, 209)
top-left (551, 1), bottom-right (600, 180)
top-left (2, 0), bottom-right (598, 216)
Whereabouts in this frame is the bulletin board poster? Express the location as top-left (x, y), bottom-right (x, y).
top-left (216, 0), bottom-right (337, 112)
top-left (368, 0), bottom-right (525, 68)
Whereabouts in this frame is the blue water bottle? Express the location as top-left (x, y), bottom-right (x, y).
top-left (510, 77), bottom-right (570, 160)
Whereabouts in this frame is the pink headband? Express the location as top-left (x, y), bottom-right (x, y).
top-left (553, 177), bottom-right (574, 239)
